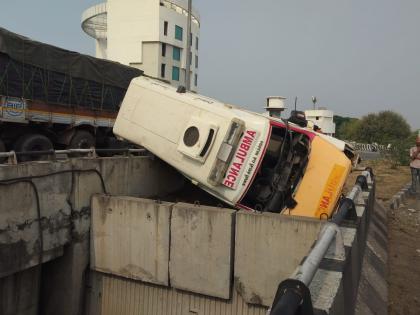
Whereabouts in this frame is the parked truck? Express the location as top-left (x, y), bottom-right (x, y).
top-left (0, 27), bottom-right (142, 161)
top-left (114, 76), bottom-right (356, 218)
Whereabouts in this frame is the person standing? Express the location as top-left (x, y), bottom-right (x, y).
top-left (409, 136), bottom-right (420, 194)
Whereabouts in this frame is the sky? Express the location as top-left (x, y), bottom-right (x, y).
top-left (0, 0), bottom-right (419, 129)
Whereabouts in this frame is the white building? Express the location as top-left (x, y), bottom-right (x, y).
top-left (81, 0), bottom-right (200, 91)
top-left (305, 108), bottom-right (336, 136)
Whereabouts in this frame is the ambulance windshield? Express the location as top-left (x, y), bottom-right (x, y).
top-left (239, 123), bottom-right (310, 212)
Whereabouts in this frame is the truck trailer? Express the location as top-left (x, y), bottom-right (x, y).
top-left (113, 76), bottom-right (355, 218)
top-left (0, 27), bottom-right (142, 161)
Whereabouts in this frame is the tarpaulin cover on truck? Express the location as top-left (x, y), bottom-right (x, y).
top-left (0, 27), bottom-right (143, 111)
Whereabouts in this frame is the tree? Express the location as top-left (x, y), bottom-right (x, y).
top-left (386, 131), bottom-right (417, 166)
top-left (334, 116), bottom-right (360, 140)
top-left (353, 111), bottom-right (411, 144)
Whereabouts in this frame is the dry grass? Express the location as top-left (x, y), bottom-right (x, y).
top-left (345, 159), bottom-right (411, 202)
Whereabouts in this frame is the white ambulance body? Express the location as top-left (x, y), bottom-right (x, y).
top-left (114, 76), bottom-right (352, 218)
top-left (113, 76), bottom-right (271, 205)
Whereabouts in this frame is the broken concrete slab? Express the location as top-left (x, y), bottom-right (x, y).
top-left (91, 195), bottom-right (172, 286)
top-left (169, 203), bottom-right (235, 299)
top-left (234, 211), bottom-right (324, 307)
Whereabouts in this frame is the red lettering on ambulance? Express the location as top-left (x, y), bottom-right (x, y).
top-left (246, 130), bottom-right (256, 138)
top-left (240, 143), bottom-right (250, 151)
top-left (227, 175), bottom-right (236, 182)
top-left (233, 162), bottom-right (242, 170)
top-left (243, 136), bottom-right (253, 146)
top-left (229, 167), bottom-right (239, 177)
top-left (224, 179), bottom-right (234, 188)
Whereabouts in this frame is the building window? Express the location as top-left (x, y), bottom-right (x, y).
top-left (196, 36), bottom-right (199, 50)
top-left (172, 66), bottom-right (180, 81)
top-left (161, 64), bottom-right (166, 78)
top-left (190, 33), bottom-right (193, 46)
top-left (189, 51), bottom-right (192, 65)
top-left (194, 74), bottom-right (198, 86)
top-left (164, 21), bottom-right (168, 36)
top-left (195, 55), bottom-right (198, 68)
top-left (162, 43), bottom-right (166, 57)
top-left (173, 47), bottom-right (181, 61)
top-left (175, 25), bottom-right (183, 41)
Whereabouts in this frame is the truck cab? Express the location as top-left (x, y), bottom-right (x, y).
top-left (113, 76), bottom-right (352, 219)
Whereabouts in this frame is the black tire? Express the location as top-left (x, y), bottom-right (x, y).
top-left (14, 133), bottom-right (53, 162)
top-left (0, 138), bottom-right (6, 163)
top-left (69, 130), bottom-right (95, 149)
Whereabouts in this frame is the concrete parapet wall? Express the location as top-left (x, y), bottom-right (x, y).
top-left (0, 156), bottom-right (385, 315)
top-left (90, 197), bottom-right (326, 313)
top-left (87, 272), bottom-right (267, 315)
top-left (0, 156), bottom-right (184, 315)
top-left (88, 176), bottom-right (381, 315)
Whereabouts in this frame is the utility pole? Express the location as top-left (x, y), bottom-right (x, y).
top-left (185, 0), bottom-right (192, 90)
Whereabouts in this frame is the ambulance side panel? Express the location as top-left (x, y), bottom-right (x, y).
top-left (113, 77), bottom-right (270, 205)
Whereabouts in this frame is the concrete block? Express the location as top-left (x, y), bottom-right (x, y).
top-left (234, 211), bottom-right (324, 307)
top-left (169, 203), bottom-right (235, 299)
top-left (91, 195), bottom-right (172, 286)
top-left (311, 270), bottom-right (344, 315)
top-left (325, 227), bottom-right (356, 261)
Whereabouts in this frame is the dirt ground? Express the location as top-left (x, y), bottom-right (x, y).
top-left (347, 160), bottom-right (420, 315)
top-left (388, 195), bottom-right (420, 315)
top-left (345, 159), bottom-right (411, 201)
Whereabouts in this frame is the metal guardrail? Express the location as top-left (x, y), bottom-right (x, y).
top-left (0, 148), bottom-right (148, 165)
top-left (347, 141), bottom-right (390, 152)
top-left (269, 169), bottom-right (374, 315)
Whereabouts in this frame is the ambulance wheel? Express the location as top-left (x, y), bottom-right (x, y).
top-left (14, 133), bottom-right (53, 162)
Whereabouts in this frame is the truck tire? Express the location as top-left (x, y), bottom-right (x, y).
top-left (69, 130), bottom-right (95, 149)
top-left (14, 133), bottom-right (53, 162)
top-left (0, 138), bottom-right (6, 163)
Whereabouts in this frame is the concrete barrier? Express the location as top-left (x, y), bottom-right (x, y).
top-left (170, 203), bottom-right (236, 299)
top-left (0, 156), bottom-right (184, 315)
top-left (234, 211), bottom-right (324, 306)
top-left (91, 195), bottom-right (172, 286)
top-left (0, 156), bottom-right (385, 315)
top-left (87, 173), bottom-right (380, 315)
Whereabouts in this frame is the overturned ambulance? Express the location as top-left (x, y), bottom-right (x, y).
top-left (114, 77), bottom-right (354, 219)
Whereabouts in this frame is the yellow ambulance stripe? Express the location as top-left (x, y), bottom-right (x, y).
top-left (315, 164), bottom-right (346, 218)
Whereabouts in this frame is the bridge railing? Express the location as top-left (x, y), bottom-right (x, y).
top-left (0, 148), bottom-right (148, 164)
top-left (269, 169), bottom-right (374, 315)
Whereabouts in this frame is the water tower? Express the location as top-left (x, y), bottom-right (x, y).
top-left (265, 96), bottom-right (287, 119)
